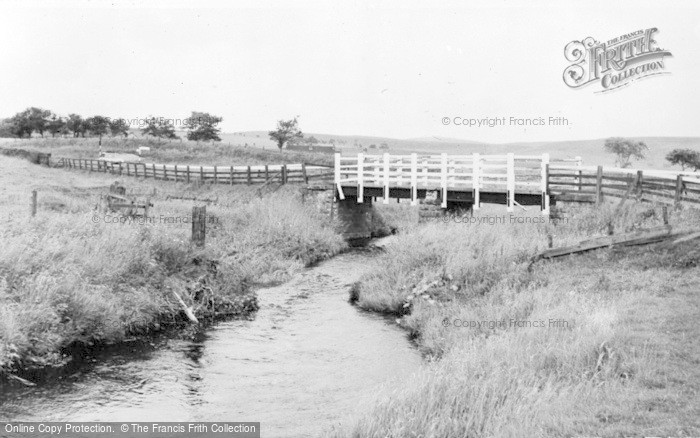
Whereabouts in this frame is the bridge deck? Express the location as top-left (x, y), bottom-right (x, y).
top-left (339, 184), bottom-right (545, 206)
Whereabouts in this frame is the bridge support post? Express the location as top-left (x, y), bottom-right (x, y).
top-left (337, 196), bottom-right (373, 245)
top-left (506, 153), bottom-right (515, 213)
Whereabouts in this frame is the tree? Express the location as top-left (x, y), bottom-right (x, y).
top-left (47, 115), bottom-right (68, 138)
top-left (186, 112), bottom-right (222, 142)
top-left (141, 117), bottom-right (178, 139)
top-left (0, 118), bottom-right (14, 137)
top-left (8, 112), bottom-right (33, 138)
top-left (109, 118), bottom-right (130, 138)
top-left (666, 149), bottom-right (700, 171)
top-left (269, 117), bottom-right (303, 150)
top-left (5, 107), bottom-right (52, 138)
top-left (66, 114), bottom-right (86, 138)
top-left (85, 116), bottom-right (110, 145)
top-left (25, 107), bottom-right (52, 137)
top-left (603, 137), bottom-right (648, 168)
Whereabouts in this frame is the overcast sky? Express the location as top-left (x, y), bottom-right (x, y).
top-left (0, 0), bottom-right (698, 143)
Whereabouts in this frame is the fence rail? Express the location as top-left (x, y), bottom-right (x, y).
top-left (56, 157), bottom-right (333, 185)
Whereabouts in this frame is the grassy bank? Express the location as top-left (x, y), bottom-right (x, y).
top-left (0, 137), bottom-right (334, 166)
top-left (0, 155), bottom-right (345, 378)
top-left (336, 203), bottom-right (700, 437)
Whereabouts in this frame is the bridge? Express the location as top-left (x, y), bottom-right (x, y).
top-left (334, 152), bottom-right (570, 215)
top-left (333, 152), bottom-right (700, 240)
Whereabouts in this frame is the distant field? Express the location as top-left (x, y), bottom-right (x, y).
top-left (0, 137), bottom-right (334, 167)
top-left (223, 132), bottom-right (700, 171)
top-left (2, 134), bottom-right (699, 171)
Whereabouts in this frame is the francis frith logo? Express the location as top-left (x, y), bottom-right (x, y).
top-left (563, 28), bottom-right (672, 92)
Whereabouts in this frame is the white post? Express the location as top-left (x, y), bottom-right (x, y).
top-left (411, 153), bottom-right (418, 206)
top-left (334, 152), bottom-right (345, 200)
top-left (373, 156), bottom-right (381, 185)
top-left (357, 152), bottom-right (364, 203)
top-left (472, 153), bottom-right (480, 210)
top-left (383, 153), bottom-right (390, 204)
top-left (422, 158), bottom-right (428, 187)
top-left (541, 153), bottom-right (550, 215)
top-left (507, 153), bottom-right (515, 212)
top-left (441, 153), bottom-right (448, 208)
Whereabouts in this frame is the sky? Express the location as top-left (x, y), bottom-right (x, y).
top-left (0, 0), bottom-right (699, 143)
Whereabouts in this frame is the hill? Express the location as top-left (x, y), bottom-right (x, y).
top-left (224, 132), bottom-right (700, 170)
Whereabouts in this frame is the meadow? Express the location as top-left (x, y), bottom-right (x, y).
top-left (0, 137), bottom-right (334, 167)
top-left (335, 202), bottom-right (700, 437)
top-left (0, 154), bottom-right (345, 378)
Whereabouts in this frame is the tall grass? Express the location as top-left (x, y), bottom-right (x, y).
top-left (335, 201), bottom-right (700, 437)
top-left (0, 156), bottom-right (345, 374)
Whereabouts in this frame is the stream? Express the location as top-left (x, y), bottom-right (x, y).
top-left (0, 247), bottom-right (423, 437)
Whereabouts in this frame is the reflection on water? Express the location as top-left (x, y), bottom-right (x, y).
top-left (0, 250), bottom-right (422, 437)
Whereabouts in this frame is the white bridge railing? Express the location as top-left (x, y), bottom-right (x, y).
top-left (334, 153), bottom-right (581, 214)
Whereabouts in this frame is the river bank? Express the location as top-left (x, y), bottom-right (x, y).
top-left (0, 155), bottom-right (345, 381)
top-left (336, 203), bottom-right (700, 437)
top-left (0, 246), bottom-right (422, 438)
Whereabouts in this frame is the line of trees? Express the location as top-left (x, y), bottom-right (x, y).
top-left (0, 107), bottom-right (223, 144)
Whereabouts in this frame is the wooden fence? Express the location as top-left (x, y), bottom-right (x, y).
top-left (548, 164), bottom-right (700, 207)
top-left (56, 157), bottom-right (334, 185)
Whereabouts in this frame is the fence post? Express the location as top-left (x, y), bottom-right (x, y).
top-left (357, 152), bottom-right (364, 203)
top-left (334, 153), bottom-right (344, 201)
top-left (200, 165), bottom-right (204, 183)
top-left (541, 153), bottom-right (550, 215)
top-left (506, 153), bottom-right (515, 212)
top-left (575, 156), bottom-right (582, 191)
top-left (662, 205), bottom-right (669, 225)
top-left (636, 170), bottom-right (644, 200)
top-left (213, 165), bottom-right (218, 184)
top-left (31, 190), bottom-right (37, 217)
top-left (410, 153), bottom-right (418, 206)
top-left (191, 206), bottom-right (206, 247)
top-left (247, 166), bottom-right (252, 185)
top-left (163, 164), bottom-right (167, 181)
top-left (153, 164), bottom-right (157, 180)
top-left (472, 153), bottom-right (480, 210)
top-left (441, 153), bottom-right (448, 208)
top-left (174, 165), bottom-right (179, 182)
top-left (187, 165), bottom-right (191, 184)
top-left (595, 165), bottom-right (604, 205)
top-left (302, 163), bottom-right (308, 184)
top-left (282, 165), bottom-right (288, 184)
top-left (675, 174), bottom-right (683, 209)
top-left (264, 165), bottom-right (269, 182)
top-left (230, 166), bottom-right (234, 185)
